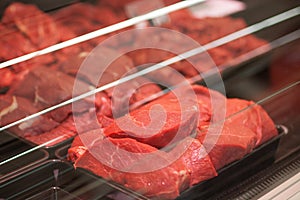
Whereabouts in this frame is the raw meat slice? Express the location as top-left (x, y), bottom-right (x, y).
top-left (73, 136), bottom-right (216, 199)
top-left (197, 123), bottom-right (257, 170)
top-left (9, 66), bottom-right (90, 109)
top-left (75, 137), bottom-right (190, 199)
top-left (95, 48), bottom-right (135, 87)
top-left (104, 92), bottom-right (199, 148)
top-left (75, 137), bottom-right (158, 181)
top-left (127, 78), bottom-right (162, 105)
top-left (226, 98), bottom-right (278, 146)
top-left (6, 66), bottom-right (99, 135)
top-left (54, 50), bottom-right (92, 79)
top-left (2, 2), bottom-right (60, 49)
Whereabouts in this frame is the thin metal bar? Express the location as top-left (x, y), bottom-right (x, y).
top-left (0, 7), bottom-right (299, 132)
top-left (0, 0), bottom-right (205, 69)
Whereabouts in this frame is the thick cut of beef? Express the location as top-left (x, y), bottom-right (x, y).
top-left (188, 88), bottom-right (277, 147)
top-left (127, 78), bottom-right (162, 106)
top-left (7, 66), bottom-right (96, 135)
top-left (226, 98), bottom-right (278, 146)
top-left (75, 137), bottom-right (190, 200)
top-left (74, 137), bottom-right (157, 181)
top-left (197, 123), bottom-right (257, 170)
top-left (73, 136), bottom-right (216, 199)
top-left (104, 91), bottom-right (199, 148)
top-left (2, 2), bottom-right (60, 49)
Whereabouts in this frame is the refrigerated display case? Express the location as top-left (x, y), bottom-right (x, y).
top-left (0, 0), bottom-right (299, 199)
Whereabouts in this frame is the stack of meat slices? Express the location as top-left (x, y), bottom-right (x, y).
top-left (69, 85), bottom-right (278, 199)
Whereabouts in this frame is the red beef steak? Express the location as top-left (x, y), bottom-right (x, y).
top-left (74, 136), bottom-right (216, 199)
top-left (104, 91), bottom-right (199, 148)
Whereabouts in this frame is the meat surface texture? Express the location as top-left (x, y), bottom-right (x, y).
top-left (75, 136), bottom-right (216, 199)
top-left (197, 123), bottom-right (257, 170)
top-left (2, 2), bottom-right (60, 48)
top-left (104, 91), bottom-right (199, 148)
top-left (169, 137), bottom-right (217, 186)
top-left (226, 98), bottom-right (278, 146)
